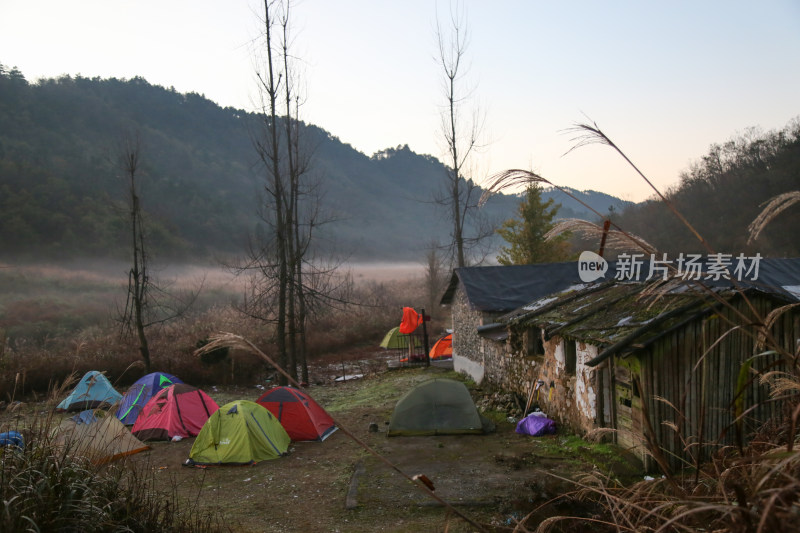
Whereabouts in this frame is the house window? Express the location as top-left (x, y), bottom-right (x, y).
top-left (565, 340), bottom-right (577, 375)
top-left (525, 329), bottom-right (544, 357)
top-left (618, 383), bottom-right (633, 408)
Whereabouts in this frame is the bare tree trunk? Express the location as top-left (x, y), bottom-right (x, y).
top-left (436, 4), bottom-right (482, 268)
top-left (281, 2), bottom-right (298, 381)
top-left (241, 0), bottom-right (340, 386)
top-left (121, 135), bottom-right (151, 373)
top-left (116, 136), bottom-right (201, 374)
top-left (424, 240), bottom-right (448, 319)
top-left (447, 73), bottom-right (465, 268)
top-left (292, 97), bottom-right (309, 384)
top-left (278, 1), bottom-right (315, 384)
top-left (296, 269), bottom-right (309, 383)
top-left (261, 0), bottom-right (289, 385)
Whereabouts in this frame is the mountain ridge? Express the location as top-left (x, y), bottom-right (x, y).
top-left (0, 66), bottom-right (633, 262)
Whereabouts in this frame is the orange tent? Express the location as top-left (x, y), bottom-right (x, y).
top-left (429, 334), bottom-right (453, 360)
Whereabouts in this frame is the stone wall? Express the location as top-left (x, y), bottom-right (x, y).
top-left (482, 334), bottom-right (538, 399)
top-left (482, 326), bottom-right (600, 435)
top-left (451, 284), bottom-right (486, 382)
top-left (574, 342), bottom-right (599, 430)
top-left (447, 281), bottom-right (602, 432)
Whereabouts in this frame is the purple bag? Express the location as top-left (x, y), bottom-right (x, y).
top-left (515, 414), bottom-right (556, 436)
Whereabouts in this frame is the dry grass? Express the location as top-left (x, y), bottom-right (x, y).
top-left (0, 403), bottom-right (226, 532)
top-left (520, 418), bottom-right (800, 533)
top-left (544, 218), bottom-right (656, 255)
top-left (0, 264), bottom-right (426, 402)
top-left (748, 191), bottom-right (800, 244)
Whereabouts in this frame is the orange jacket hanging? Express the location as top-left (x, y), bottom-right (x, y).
top-left (399, 307), bottom-right (422, 334)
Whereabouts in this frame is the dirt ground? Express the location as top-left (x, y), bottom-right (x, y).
top-left (5, 359), bottom-right (643, 532)
top-left (125, 362), bottom-right (640, 532)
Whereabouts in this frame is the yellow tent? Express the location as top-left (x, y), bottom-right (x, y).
top-left (53, 410), bottom-right (149, 464)
top-left (379, 326), bottom-right (422, 349)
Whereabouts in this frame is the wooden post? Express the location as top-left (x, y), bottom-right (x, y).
top-left (598, 218), bottom-right (612, 257)
top-left (524, 379), bottom-right (536, 415)
top-left (421, 308), bottom-right (430, 367)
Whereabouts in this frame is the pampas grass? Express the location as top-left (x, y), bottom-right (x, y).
top-left (515, 437), bottom-right (800, 533)
top-left (544, 218), bottom-right (657, 255)
top-left (480, 168), bottom-right (662, 257)
top-left (748, 191), bottom-right (800, 244)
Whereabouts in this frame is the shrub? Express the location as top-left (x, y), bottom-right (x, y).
top-left (0, 413), bottom-right (226, 532)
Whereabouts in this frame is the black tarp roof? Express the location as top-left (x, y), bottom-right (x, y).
top-left (439, 262), bottom-right (585, 313)
top-left (441, 257), bottom-right (800, 314)
top-left (497, 257), bottom-right (800, 366)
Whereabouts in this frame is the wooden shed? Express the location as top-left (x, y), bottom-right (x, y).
top-left (492, 258), bottom-right (800, 471)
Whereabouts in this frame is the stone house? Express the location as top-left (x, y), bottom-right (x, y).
top-left (480, 258), bottom-right (800, 470)
top-left (439, 262), bottom-right (584, 383)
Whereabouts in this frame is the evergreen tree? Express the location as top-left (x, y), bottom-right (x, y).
top-left (496, 184), bottom-right (571, 265)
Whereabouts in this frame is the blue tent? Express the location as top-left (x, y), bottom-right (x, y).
top-left (0, 431), bottom-right (23, 449)
top-left (116, 372), bottom-right (182, 425)
top-left (56, 371), bottom-right (122, 412)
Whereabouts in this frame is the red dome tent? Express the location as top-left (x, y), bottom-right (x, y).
top-left (255, 386), bottom-right (337, 442)
top-left (132, 383), bottom-right (219, 441)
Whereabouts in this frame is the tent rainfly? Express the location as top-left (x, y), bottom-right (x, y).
top-left (52, 410), bottom-right (149, 464)
top-left (116, 371), bottom-right (183, 425)
top-left (387, 378), bottom-right (492, 436)
top-left (57, 371), bottom-right (122, 412)
top-left (429, 334), bottom-right (453, 360)
top-left (379, 326), bottom-right (422, 349)
top-left (132, 383), bottom-right (219, 441)
top-left (186, 400), bottom-right (290, 465)
top-left (256, 386), bottom-right (337, 442)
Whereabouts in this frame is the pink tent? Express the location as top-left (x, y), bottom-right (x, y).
top-left (132, 383), bottom-right (219, 441)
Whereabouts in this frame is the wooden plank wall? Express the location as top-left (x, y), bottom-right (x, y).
top-left (636, 295), bottom-right (795, 471)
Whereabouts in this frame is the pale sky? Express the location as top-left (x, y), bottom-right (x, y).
top-left (2, 0), bottom-right (798, 201)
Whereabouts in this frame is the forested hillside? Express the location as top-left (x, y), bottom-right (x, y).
top-left (613, 120), bottom-right (800, 257)
top-left (0, 67), bottom-right (256, 259)
top-left (0, 65), bottom-right (630, 262)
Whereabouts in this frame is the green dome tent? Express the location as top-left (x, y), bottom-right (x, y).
top-left (387, 378), bottom-right (492, 436)
top-left (379, 326), bottom-right (422, 349)
top-left (186, 400), bottom-right (290, 465)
